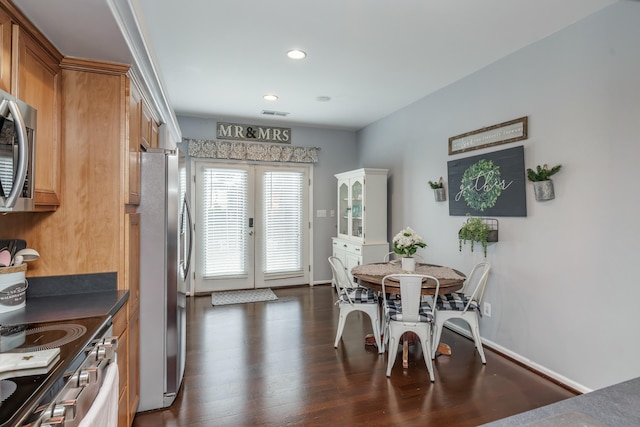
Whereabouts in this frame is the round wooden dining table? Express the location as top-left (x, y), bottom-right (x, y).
top-left (351, 262), bottom-right (466, 295)
top-left (351, 261), bottom-right (467, 367)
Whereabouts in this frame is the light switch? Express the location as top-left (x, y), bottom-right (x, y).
top-left (317, 209), bottom-right (327, 217)
top-left (330, 210), bottom-right (335, 217)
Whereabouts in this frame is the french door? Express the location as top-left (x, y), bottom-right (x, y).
top-left (194, 162), bottom-right (310, 292)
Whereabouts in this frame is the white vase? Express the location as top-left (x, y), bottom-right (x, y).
top-left (401, 257), bottom-right (416, 272)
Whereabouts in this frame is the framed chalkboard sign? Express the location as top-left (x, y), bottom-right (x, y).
top-left (447, 146), bottom-right (527, 217)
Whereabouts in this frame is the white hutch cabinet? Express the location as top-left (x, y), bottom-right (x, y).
top-left (332, 168), bottom-right (389, 284)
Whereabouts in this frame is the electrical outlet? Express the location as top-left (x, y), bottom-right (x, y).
top-left (483, 302), bottom-right (492, 317)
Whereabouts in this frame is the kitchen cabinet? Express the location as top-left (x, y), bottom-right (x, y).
top-left (13, 25), bottom-right (62, 210)
top-left (0, 8), bottom-right (10, 92)
top-left (125, 212), bottom-right (140, 422)
top-left (333, 168), bottom-right (389, 284)
top-left (140, 97), bottom-right (159, 149)
top-left (0, 5), bottom-right (63, 211)
top-left (127, 82), bottom-right (142, 205)
top-left (128, 307), bottom-right (140, 422)
top-left (56, 59), bottom-right (141, 426)
top-left (113, 303), bottom-right (130, 427)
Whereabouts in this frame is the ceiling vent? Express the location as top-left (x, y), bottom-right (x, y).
top-left (261, 110), bottom-right (290, 117)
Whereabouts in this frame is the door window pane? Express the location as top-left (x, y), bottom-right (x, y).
top-left (201, 167), bottom-right (248, 276)
top-left (263, 171), bottom-right (304, 274)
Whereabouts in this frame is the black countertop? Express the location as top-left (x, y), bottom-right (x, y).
top-left (480, 376), bottom-right (640, 426)
top-left (0, 271), bottom-right (128, 325)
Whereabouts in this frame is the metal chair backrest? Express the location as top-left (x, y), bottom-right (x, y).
top-left (382, 274), bottom-right (440, 323)
top-left (328, 256), bottom-right (353, 295)
top-left (460, 262), bottom-right (491, 313)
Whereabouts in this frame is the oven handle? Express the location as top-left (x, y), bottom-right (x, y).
top-left (1, 99), bottom-right (29, 208)
top-left (37, 337), bottom-right (118, 427)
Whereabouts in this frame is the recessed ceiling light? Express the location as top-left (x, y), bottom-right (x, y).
top-left (287, 49), bottom-right (307, 60)
top-left (263, 94), bottom-right (279, 101)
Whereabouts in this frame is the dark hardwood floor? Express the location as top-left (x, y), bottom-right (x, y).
top-left (132, 285), bottom-right (576, 427)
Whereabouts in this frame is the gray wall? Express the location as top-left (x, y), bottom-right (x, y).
top-left (356, 2), bottom-right (640, 391)
top-left (177, 116), bottom-right (358, 284)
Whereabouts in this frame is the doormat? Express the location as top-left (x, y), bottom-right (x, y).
top-left (211, 288), bottom-right (278, 306)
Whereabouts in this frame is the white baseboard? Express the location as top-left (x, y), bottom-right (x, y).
top-left (444, 322), bottom-right (591, 393)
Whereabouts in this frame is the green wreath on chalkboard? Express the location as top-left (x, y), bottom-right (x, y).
top-left (461, 159), bottom-right (502, 211)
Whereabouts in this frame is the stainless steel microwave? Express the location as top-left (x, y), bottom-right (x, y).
top-left (0, 89), bottom-right (37, 212)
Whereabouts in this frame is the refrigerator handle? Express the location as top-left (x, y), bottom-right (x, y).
top-left (182, 197), bottom-right (194, 278)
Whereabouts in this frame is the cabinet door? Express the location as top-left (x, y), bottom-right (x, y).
top-left (0, 9), bottom-right (11, 93)
top-left (151, 121), bottom-right (159, 148)
top-left (128, 307), bottom-right (140, 422)
top-left (113, 305), bottom-right (129, 427)
top-left (350, 177), bottom-right (364, 240)
top-left (140, 99), bottom-right (152, 149)
top-left (126, 213), bottom-right (140, 311)
top-left (126, 82), bottom-right (142, 205)
top-left (13, 25), bottom-right (61, 210)
top-left (125, 212), bottom-right (140, 420)
top-left (337, 180), bottom-right (349, 239)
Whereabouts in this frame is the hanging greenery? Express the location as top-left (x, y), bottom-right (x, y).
top-left (459, 215), bottom-right (490, 258)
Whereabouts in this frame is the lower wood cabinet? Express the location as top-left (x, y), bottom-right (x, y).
top-left (113, 303), bottom-right (129, 427)
top-left (127, 306), bottom-right (140, 423)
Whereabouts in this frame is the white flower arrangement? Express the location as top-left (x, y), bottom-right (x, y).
top-left (393, 227), bottom-right (427, 258)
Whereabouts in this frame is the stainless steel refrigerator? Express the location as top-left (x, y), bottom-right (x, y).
top-left (138, 147), bottom-right (188, 411)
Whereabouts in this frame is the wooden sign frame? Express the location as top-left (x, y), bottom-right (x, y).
top-left (449, 117), bottom-right (528, 155)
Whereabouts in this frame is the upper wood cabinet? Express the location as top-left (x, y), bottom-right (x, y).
top-left (11, 24), bottom-right (62, 210)
top-left (0, 3), bottom-right (63, 211)
top-left (140, 99), bottom-right (152, 149)
top-left (126, 81), bottom-right (142, 205)
top-left (0, 8), bottom-right (11, 92)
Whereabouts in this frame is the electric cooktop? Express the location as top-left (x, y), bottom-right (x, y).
top-left (0, 315), bottom-right (111, 427)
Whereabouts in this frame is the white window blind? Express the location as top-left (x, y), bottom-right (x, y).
top-left (201, 167), bottom-right (248, 277)
top-left (263, 171), bottom-right (304, 274)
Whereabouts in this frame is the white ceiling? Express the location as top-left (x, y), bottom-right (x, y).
top-left (14, 0), bottom-right (618, 131)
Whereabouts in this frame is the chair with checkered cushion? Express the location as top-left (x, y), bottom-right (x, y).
top-left (329, 256), bottom-right (383, 354)
top-left (431, 262), bottom-right (491, 364)
top-left (381, 273), bottom-right (440, 382)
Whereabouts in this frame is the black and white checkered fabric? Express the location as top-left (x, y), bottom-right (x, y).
top-left (338, 287), bottom-right (378, 304)
top-left (384, 299), bottom-right (434, 322)
top-left (436, 292), bottom-right (479, 312)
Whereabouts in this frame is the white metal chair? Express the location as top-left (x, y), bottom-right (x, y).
top-left (431, 262), bottom-right (491, 364)
top-left (381, 273), bottom-right (440, 382)
top-left (329, 256), bottom-right (383, 354)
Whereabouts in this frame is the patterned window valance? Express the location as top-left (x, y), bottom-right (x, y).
top-left (185, 138), bottom-right (319, 163)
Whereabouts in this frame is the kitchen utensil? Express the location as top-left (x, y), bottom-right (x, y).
top-left (0, 240), bottom-right (27, 259)
top-left (12, 255), bottom-right (23, 266)
top-left (0, 249), bottom-right (10, 268)
top-left (14, 248), bottom-right (39, 262)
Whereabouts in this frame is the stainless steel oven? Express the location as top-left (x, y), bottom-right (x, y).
top-left (0, 315), bottom-right (117, 427)
top-left (0, 88), bottom-right (37, 213)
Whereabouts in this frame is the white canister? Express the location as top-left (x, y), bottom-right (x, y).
top-left (0, 264), bottom-right (27, 313)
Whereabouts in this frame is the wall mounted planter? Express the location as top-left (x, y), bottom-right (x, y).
top-left (533, 180), bottom-right (555, 201)
top-left (434, 188), bottom-right (446, 202)
top-left (458, 217), bottom-right (498, 257)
